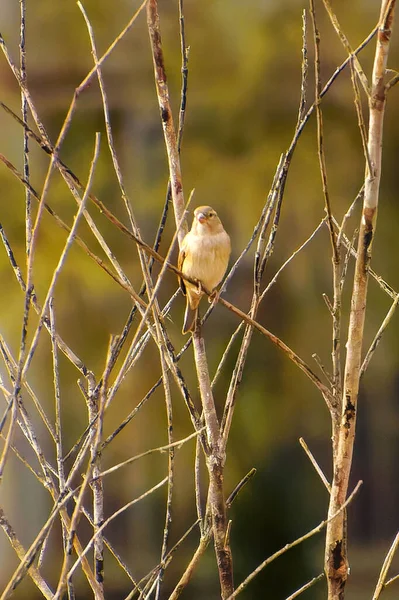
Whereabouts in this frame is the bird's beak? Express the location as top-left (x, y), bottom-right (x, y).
top-left (197, 212), bottom-right (206, 224)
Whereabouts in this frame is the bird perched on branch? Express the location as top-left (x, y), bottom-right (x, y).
top-left (178, 205), bottom-right (231, 334)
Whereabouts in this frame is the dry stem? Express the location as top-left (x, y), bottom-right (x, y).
top-left (324, 2), bottom-right (396, 598)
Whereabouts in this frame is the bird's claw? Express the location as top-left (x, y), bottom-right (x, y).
top-left (208, 289), bottom-right (220, 304)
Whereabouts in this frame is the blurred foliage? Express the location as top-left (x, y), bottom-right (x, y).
top-left (1, 0), bottom-right (399, 598)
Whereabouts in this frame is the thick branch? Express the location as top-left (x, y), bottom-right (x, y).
top-left (192, 332), bottom-right (234, 598)
top-left (324, 2), bottom-right (396, 598)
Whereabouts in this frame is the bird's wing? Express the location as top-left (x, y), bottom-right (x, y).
top-left (178, 245), bottom-right (187, 295)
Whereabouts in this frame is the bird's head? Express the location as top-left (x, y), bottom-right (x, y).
top-left (192, 206), bottom-right (223, 234)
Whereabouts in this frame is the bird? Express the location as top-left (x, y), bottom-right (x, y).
top-left (178, 205), bottom-right (231, 334)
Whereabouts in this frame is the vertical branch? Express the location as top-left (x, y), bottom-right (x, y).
top-left (90, 383), bottom-right (104, 597)
top-left (79, 13), bottom-right (194, 595)
top-left (324, 2), bottom-right (396, 598)
top-left (19, 0), bottom-right (31, 256)
top-left (154, 348), bottom-right (174, 600)
top-left (146, 0), bottom-right (187, 243)
top-left (49, 300), bottom-right (65, 495)
top-left (49, 300), bottom-right (75, 600)
top-left (192, 331), bottom-right (234, 599)
top-left (309, 0), bottom-right (341, 420)
top-left (137, 0), bottom-right (190, 300)
top-left (145, 3), bottom-right (233, 594)
top-left (298, 11), bottom-right (309, 124)
top-left (177, 0), bottom-right (189, 152)
top-left (54, 335), bottom-right (115, 600)
top-left (89, 339), bottom-right (117, 599)
top-left (195, 436), bottom-right (204, 534)
top-left (0, 4), bottom-right (35, 480)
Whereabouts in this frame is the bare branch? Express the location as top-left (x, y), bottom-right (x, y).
top-left (325, 2), bottom-right (397, 596)
top-left (146, 0), bottom-right (187, 243)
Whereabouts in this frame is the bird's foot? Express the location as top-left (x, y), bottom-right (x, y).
top-left (208, 289), bottom-right (220, 304)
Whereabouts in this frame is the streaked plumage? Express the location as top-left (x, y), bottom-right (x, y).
top-left (178, 206), bottom-right (231, 334)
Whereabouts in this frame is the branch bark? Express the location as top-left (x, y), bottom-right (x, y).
top-left (324, 2), bottom-right (396, 598)
top-left (146, 0), bottom-right (187, 243)
top-left (193, 331), bottom-right (234, 598)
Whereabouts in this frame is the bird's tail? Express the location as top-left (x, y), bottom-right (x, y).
top-left (182, 302), bottom-right (198, 334)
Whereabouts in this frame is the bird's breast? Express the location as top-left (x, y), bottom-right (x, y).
top-left (182, 231), bottom-right (231, 291)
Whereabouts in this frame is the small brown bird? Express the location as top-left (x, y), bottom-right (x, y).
top-left (178, 205), bottom-right (231, 334)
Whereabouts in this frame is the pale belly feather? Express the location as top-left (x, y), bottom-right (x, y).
top-left (182, 231), bottom-right (230, 291)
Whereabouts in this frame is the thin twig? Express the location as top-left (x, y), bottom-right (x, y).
top-left (19, 0), bottom-right (31, 257)
top-left (0, 151), bottom-right (147, 311)
top-left (21, 132), bottom-right (101, 379)
top-left (0, 484), bottom-right (102, 600)
top-left (372, 532), bottom-right (399, 599)
top-left (297, 10), bottom-right (309, 125)
top-left (168, 535), bottom-right (212, 600)
top-left (321, 0), bottom-right (370, 95)
top-left (96, 429), bottom-right (204, 481)
top-left (262, 218), bottom-right (326, 298)
top-left (360, 294), bottom-right (399, 376)
top-left (226, 481), bottom-right (362, 599)
top-left (312, 353), bottom-right (333, 386)
top-left (49, 299), bottom-right (73, 597)
top-left (226, 468), bottom-right (256, 508)
top-left (349, 59), bottom-right (372, 176)
top-left (146, 0), bottom-right (187, 243)
top-left (385, 572), bottom-right (399, 587)
top-left (66, 478), bottom-right (169, 583)
top-left (310, 0), bottom-right (341, 418)
top-left (0, 508), bottom-right (54, 599)
top-left (299, 437), bottom-right (330, 492)
top-left (285, 573), bottom-right (325, 600)
top-left (195, 436), bottom-right (204, 535)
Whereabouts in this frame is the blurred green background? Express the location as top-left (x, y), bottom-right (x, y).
top-left (1, 0), bottom-right (399, 598)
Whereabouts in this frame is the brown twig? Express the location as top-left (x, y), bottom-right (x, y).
top-left (321, 0), bottom-right (370, 95)
top-left (146, 0), bottom-right (187, 243)
top-left (310, 0), bottom-right (341, 421)
top-left (360, 294), bottom-right (399, 376)
top-left (168, 535), bottom-right (211, 600)
top-left (299, 437), bottom-right (330, 492)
